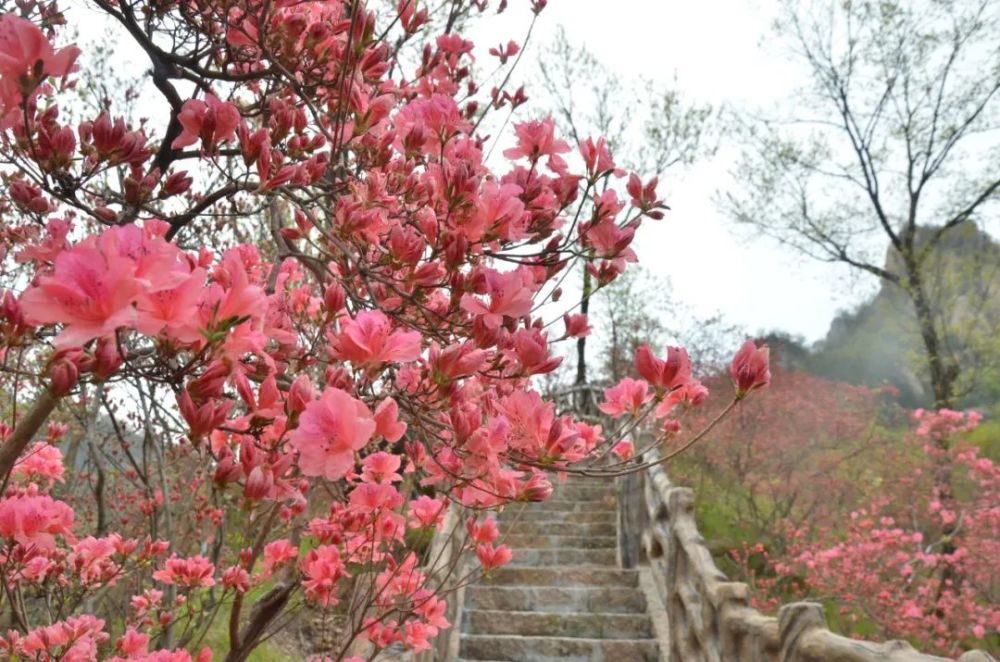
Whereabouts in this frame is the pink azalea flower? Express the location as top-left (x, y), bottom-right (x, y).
top-left (0, 14), bottom-right (80, 126)
top-left (612, 439), bottom-right (635, 461)
top-left (730, 340), bottom-right (771, 397)
top-left (654, 380), bottom-right (710, 418)
top-left (635, 344), bottom-right (692, 392)
top-left (361, 451), bottom-right (403, 484)
top-left (20, 616), bottom-right (108, 662)
top-left (19, 243), bottom-right (142, 348)
top-left (290, 387), bottom-right (375, 480)
top-left (262, 539), bottom-right (298, 578)
top-left (408, 495), bottom-right (447, 530)
top-left (512, 327), bottom-right (562, 375)
top-left (476, 542), bottom-right (513, 572)
top-left (171, 93), bottom-right (241, 150)
top-left (466, 516), bottom-right (499, 544)
top-left (331, 309), bottom-right (421, 367)
top-left (12, 442), bottom-right (64, 485)
top-left (135, 267), bottom-right (207, 343)
top-left (460, 268), bottom-right (535, 329)
top-left (598, 377), bottom-right (652, 418)
top-left (300, 545), bottom-right (345, 607)
top-left (0, 492), bottom-right (75, 550)
top-left (562, 313), bottom-right (591, 338)
top-left (0, 15), bottom-right (80, 80)
top-left (152, 555), bottom-right (216, 588)
top-left (115, 627), bottom-right (150, 657)
top-left (374, 398), bottom-right (407, 442)
top-left (503, 117), bottom-right (570, 170)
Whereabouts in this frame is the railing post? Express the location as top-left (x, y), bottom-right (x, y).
top-left (617, 470), bottom-right (644, 568)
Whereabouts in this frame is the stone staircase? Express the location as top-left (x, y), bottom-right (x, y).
top-left (458, 479), bottom-right (661, 662)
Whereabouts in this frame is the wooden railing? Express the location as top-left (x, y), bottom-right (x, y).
top-left (630, 453), bottom-right (997, 662)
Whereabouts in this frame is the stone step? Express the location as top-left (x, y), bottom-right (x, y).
top-left (503, 534), bottom-right (617, 549)
top-left (524, 499), bottom-right (616, 513)
top-left (504, 548), bottom-right (616, 566)
top-left (462, 609), bottom-right (654, 639)
top-left (499, 509), bottom-right (616, 523)
top-left (458, 634), bottom-right (659, 661)
top-left (504, 520), bottom-right (616, 537)
top-left (466, 586), bottom-right (648, 614)
top-left (483, 566), bottom-right (639, 588)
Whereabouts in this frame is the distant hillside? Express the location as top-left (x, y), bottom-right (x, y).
top-left (805, 224), bottom-right (1000, 408)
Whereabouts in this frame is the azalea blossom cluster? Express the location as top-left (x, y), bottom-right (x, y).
top-left (598, 339), bottom-right (770, 464)
top-left (737, 405), bottom-right (999, 655)
top-left (0, 0), bottom-right (755, 658)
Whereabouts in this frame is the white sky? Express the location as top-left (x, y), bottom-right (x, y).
top-left (68, 0), bottom-right (878, 343)
top-left (464, 0), bottom-right (877, 343)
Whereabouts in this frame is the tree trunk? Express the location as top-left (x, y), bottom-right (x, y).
top-left (903, 262), bottom-right (960, 607)
top-left (575, 259), bottom-right (593, 414)
top-left (907, 270), bottom-right (957, 411)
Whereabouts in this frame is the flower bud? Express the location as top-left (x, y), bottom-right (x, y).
top-left (49, 358), bottom-right (79, 396)
top-left (287, 375), bottom-right (314, 415)
top-left (244, 466), bottom-right (273, 501)
top-left (730, 340), bottom-right (771, 398)
top-left (92, 337), bottom-right (124, 381)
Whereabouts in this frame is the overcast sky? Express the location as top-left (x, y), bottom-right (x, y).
top-left (70, 0), bottom-right (881, 343)
top-left (464, 0), bottom-right (886, 343)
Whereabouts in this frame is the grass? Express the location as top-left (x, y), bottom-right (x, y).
top-left (196, 585), bottom-right (300, 662)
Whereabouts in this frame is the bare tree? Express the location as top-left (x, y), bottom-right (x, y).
top-left (724, 0), bottom-right (1000, 412)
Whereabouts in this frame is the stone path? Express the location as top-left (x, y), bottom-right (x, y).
top-left (457, 479), bottom-right (661, 661)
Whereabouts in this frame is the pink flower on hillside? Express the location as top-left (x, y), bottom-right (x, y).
top-left (301, 545), bottom-right (345, 607)
top-left (19, 616), bottom-right (108, 662)
top-left (262, 539), bottom-right (298, 578)
top-left (19, 243), bottom-right (141, 348)
top-left (599, 378), bottom-right (652, 418)
top-left (69, 535), bottom-right (125, 585)
top-left (468, 181), bottom-right (525, 242)
top-left (0, 492), bottom-right (74, 550)
top-left (108, 647), bottom-right (212, 662)
top-left (349, 482), bottom-right (403, 515)
top-left (171, 93), bottom-right (241, 150)
top-left (115, 627), bottom-right (150, 657)
top-left (579, 136), bottom-right (618, 178)
top-left (12, 442), bottom-right (64, 485)
top-left (152, 555), bottom-right (216, 588)
top-left (583, 216), bottom-right (636, 260)
top-left (330, 310), bottom-right (421, 367)
top-left (291, 387), bottom-right (376, 480)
